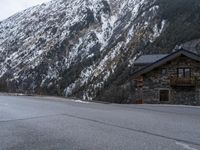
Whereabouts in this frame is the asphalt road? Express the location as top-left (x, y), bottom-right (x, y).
top-left (0, 95), bottom-right (200, 150)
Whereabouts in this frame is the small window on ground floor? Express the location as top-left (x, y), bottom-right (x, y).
top-left (160, 90), bottom-right (170, 102)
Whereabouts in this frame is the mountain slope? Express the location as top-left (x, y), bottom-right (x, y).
top-left (0, 0), bottom-right (200, 102)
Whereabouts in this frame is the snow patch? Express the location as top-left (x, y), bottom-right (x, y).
top-left (128, 52), bottom-right (141, 67)
top-left (74, 100), bottom-right (90, 104)
top-left (150, 20), bottom-right (166, 43)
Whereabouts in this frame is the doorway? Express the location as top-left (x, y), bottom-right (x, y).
top-left (160, 90), bottom-right (170, 102)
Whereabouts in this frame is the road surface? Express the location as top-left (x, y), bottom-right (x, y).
top-left (0, 95), bottom-right (200, 150)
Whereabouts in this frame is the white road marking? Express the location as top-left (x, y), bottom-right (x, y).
top-left (175, 142), bottom-right (198, 150)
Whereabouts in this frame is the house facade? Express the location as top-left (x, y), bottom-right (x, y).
top-left (132, 49), bottom-right (200, 105)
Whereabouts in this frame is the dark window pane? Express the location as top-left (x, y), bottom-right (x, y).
top-left (178, 68), bottom-right (184, 77)
top-left (161, 68), bottom-right (167, 75)
top-left (185, 68), bottom-right (191, 78)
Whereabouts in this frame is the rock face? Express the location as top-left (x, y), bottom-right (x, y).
top-left (0, 0), bottom-right (200, 102)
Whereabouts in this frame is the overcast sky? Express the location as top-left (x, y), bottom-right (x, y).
top-left (0, 0), bottom-right (51, 21)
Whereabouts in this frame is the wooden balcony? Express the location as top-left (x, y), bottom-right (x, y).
top-left (170, 77), bottom-right (196, 87)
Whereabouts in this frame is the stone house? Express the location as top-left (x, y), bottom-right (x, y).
top-left (132, 49), bottom-right (200, 105)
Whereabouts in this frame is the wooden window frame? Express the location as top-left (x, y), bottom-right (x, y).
top-left (177, 68), bottom-right (191, 78)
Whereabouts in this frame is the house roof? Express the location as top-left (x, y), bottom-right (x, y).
top-left (132, 49), bottom-right (200, 78)
top-left (134, 54), bottom-right (168, 65)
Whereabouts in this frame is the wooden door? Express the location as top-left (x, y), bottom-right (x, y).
top-left (160, 90), bottom-right (169, 102)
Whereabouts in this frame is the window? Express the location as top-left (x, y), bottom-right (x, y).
top-left (177, 68), bottom-right (191, 78)
top-left (185, 68), bottom-right (191, 78)
top-left (161, 68), bottom-right (167, 75)
top-left (178, 68), bottom-right (184, 77)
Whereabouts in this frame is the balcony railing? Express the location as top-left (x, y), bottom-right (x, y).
top-left (170, 77), bottom-right (196, 87)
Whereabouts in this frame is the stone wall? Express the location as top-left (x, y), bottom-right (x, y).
top-left (171, 87), bottom-right (198, 105)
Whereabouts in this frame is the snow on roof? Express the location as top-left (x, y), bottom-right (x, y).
top-left (134, 54), bottom-right (168, 65)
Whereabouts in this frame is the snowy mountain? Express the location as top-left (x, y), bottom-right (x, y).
top-left (0, 0), bottom-right (200, 102)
